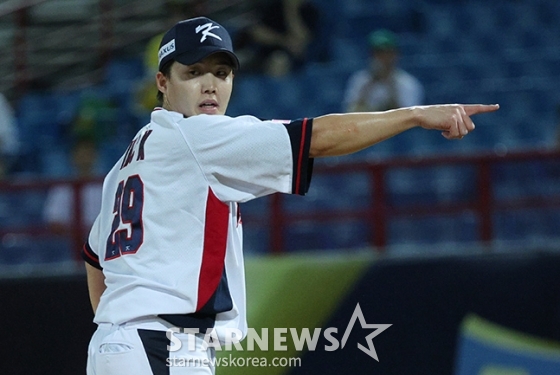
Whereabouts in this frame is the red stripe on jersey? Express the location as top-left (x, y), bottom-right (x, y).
top-left (82, 244), bottom-right (98, 262)
top-left (295, 118), bottom-right (308, 194)
top-left (82, 243), bottom-right (102, 269)
top-left (196, 188), bottom-right (229, 311)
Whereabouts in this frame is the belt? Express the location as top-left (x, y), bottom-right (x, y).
top-left (158, 312), bottom-right (216, 331)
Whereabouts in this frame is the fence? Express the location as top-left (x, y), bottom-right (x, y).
top-left (1, 148), bottom-right (559, 267)
top-left (261, 148), bottom-right (560, 253)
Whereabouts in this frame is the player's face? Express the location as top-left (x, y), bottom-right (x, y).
top-left (373, 49), bottom-right (398, 71)
top-left (157, 53), bottom-right (234, 117)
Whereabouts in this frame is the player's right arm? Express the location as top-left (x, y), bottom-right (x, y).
top-left (85, 262), bottom-right (106, 314)
top-left (82, 214), bottom-right (106, 314)
top-left (310, 104), bottom-right (499, 157)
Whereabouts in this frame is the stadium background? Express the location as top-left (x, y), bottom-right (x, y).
top-left (1, 0), bottom-right (560, 374)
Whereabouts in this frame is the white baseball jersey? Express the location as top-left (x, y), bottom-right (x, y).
top-left (82, 108), bottom-right (313, 341)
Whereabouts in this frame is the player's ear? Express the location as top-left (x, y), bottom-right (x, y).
top-left (156, 72), bottom-right (167, 95)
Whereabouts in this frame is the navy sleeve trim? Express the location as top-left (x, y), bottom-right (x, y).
top-left (81, 242), bottom-right (102, 270)
top-left (285, 118), bottom-right (314, 195)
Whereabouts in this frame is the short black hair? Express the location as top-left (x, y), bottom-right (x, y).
top-left (156, 60), bottom-right (175, 105)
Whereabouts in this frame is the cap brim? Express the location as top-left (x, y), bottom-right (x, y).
top-left (174, 46), bottom-right (240, 70)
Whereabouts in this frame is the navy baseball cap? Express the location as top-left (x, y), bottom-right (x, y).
top-left (158, 16), bottom-right (240, 71)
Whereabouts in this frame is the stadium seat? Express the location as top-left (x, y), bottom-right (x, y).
top-left (104, 57), bottom-right (145, 88)
top-left (283, 219), bottom-right (370, 252)
top-left (388, 212), bottom-right (479, 246)
top-left (0, 235), bottom-right (72, 265)
top-left (8, 0), bottom-right (560, 257)
top-left (17, 93), bottom-right (62, 145)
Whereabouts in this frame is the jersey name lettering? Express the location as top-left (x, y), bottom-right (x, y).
top-left (120, 129), bottom-right (153, 170)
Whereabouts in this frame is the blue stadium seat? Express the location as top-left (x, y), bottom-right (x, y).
top-left (493, 2), bottom-right (521, 31)
top-left (16, 92), bottom-right (62, 146)
top-left (283, 219), bottom-right (370, 252)
top-left (302, 67), bottom-right (351, 115)
top-left (422, 6), bottom-right (458, 39)
top-left (104, 57), bottom-right (145, 87)
top-left (242, 225), bottom-right (269, 254)
top-left (536, 0), bottom-right (560, 28)
top-left (7, 0), bottom-right (560, 256)
top-left (544, 57), bottom-right (560, 77)
top-left (329, 37), bottom-right (368, 71)
top-left (492, 209), bottom-right (554, 243)
top-left (0, 235), bottom-right (72, 265)
top-left (227, 75), bottom-right (271, 118)
top-left (388, 212), bottom-right (479, 245)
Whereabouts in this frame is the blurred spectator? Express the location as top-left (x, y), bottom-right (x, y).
top-left (71, 93), bottom-right (119, 144)
top-left (135, 0), bottom-right (207, 116)
top-left (0, 93), bottom-right (20, 179)
top-left (233, 0), bottom-right (320, 77)
top-left (343, 29), bottom-right (424, 112)
top-left (43, 137), bottom-right (103, 236)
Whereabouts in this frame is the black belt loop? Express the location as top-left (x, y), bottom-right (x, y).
top-left (158, 313), bottom-right (216, 331)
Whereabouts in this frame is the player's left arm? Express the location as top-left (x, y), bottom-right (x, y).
top-left (310, 104), bottom-right (499, 157)
top-left (85, 263), bottom-right (106, 314)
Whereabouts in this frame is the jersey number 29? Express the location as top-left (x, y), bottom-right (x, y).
top-left (105, 175), bottom-right (144, 260)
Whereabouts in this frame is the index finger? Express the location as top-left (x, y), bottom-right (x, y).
top-left (463, 104), bottom-right (500, 116)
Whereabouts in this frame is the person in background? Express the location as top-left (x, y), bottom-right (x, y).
top-left (0, 93), bottom-right (20, 179)
top-left (43, 137), bottom-right (103, 236)
top-left (72, 93), bottom-right (119, 145)
top-left (343, 29), bottom-right (424, 113)
top-left (233, 0), bottom-right (320, 77)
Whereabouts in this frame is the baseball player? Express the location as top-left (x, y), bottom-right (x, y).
top-left (82, 16), bottom-right (498, 375)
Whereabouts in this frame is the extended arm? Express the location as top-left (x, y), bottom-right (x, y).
top-left (310, 104), bottom-right (499, 157)
top-left (85, 262), bottom-right (106, 314)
